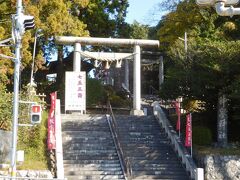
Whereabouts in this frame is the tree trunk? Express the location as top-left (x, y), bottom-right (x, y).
top-left (217, 93), bottom-right (228, 147)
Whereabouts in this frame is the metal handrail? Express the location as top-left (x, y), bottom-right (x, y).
top-left (106, 101), bottom-right (132, 180)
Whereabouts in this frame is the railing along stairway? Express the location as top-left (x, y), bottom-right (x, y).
top-left (106, 101), bottom-right (132, 180)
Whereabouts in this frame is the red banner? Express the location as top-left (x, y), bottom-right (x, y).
top-left (47, 92), bottom-right (57, 150)
top-left (50, 92), bottom-right (56, 110)
top-left (174, 101), bottom-right (181, 131)
top-left (185, 113), bottom-right (192, 147)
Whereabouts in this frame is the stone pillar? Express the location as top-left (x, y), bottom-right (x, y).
top-left (124, 60), bottom-right (129, 90)
top-left (131, 45), bottom-right (144, 116)
top-left (217, 93), bottom-right (228, 147)
top-left (159, 56), bottom-right (164, 90)
top-left (73, 43), bottom-right (81, 72)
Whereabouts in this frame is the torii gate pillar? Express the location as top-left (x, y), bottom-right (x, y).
top-left (73, 43), bottom-right (81, 71)
top-left (124, 60), bottom-right (129, 90)
top-left (159, 56), bottom-right (164, 90)
top-left (131, 45), bottom-right (144, 116)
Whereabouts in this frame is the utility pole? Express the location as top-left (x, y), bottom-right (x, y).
top-left (11, 0), bottom-right (35, 177)
top-left (10, 0), bottom-right (23, 177)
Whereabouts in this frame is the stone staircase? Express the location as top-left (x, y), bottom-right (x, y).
top-left (115, 115), bottom-right (190, 180)
top-left (61, 114), bottom-right (125, 180)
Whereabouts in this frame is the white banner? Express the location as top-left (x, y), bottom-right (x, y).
top-left (65, 71), bottom-right (86, 111)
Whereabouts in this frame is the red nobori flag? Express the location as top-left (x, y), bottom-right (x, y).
top-left (174, 101), bottom-right (181, 131)
top-left (185, 113), bottom-right (192, 147)
top-left (47, 92), bottom-right (57, 150)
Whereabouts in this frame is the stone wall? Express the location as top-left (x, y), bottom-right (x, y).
top-left (0, 130), bottom-right (11, 163)
top-left (205, 155), bottom-right (240, 180)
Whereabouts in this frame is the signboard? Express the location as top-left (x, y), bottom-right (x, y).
top-left (65, 71), bottom-right (86, 112)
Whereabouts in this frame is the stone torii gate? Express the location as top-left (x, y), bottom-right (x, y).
top-left (55, 36), bottom-right (159, 115)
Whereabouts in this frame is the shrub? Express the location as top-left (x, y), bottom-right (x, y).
top-left (110, 95), bottom-right (130, 108)
top-left (86, 78), bottom-right (106, 106)
top-left (0, 85), bottom-right (12, 131)
top-left (17, 89), bottom-right (48, 169)
top-left (193, 126), bottom-right (212, 145)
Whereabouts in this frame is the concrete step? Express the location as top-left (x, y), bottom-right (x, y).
top-left (62, 119), bottom-right (107, 124)
top-left (118, 134), bottom-right (167, 140)
top-left (131, 174), bottom-right (189, 180)
top-left (124, 150), bottom-right (176, 157)
top-left (62, 126), bottom-right (110, 131)
top-left (121, 144), bottom-right (173, 149)
top-left (132, 163), bottom-right (184, 168)
top-left (115, 124), bottom-right (161, 128)
top-left (64, 163), bottom-right (121, 169)
top-left (63, 146), bottom-right (116, 151)
top-left (63, 155), bottom-right (119, 160)
top-left (126, 156), bottom-right (179, 161)
top-left (62, 121), bottom-right (109, 130)
top-left (115, 115), bottom-right (155, 119)
top-left (63, 136), bottom-right (110, 141)
top-left (63, 154), bottom-right (118, 159)
top-left (132, 170), bottom-right (189, 176)
top-left (130, 159), bottom-right (182, 164)
top-left (63, 139), bottom-right (113, 144)
top-left (63, 143), bottom-right (115, 149)
top-left (119, 140), bottom-right (170, 145)
top-left (65, 175), bottom-right (125, 180)
top-left (131, 165), bottom-right (186, 171)
top-left (64, 166), bottom-right (122, 172)
top-left (122, 146), bottom-right (175, 151)
top-left (64, 153), bottom-right (118, 158)
top-left (63, 149), bottom-right (117, 154)
top-left (124, 152), bottom-right (177, 159)
top-left (61, 114), bottom-right (105, 121)
top-left (62, 131), bottom-right (112, 137)
top-left (63, 159), bottom-right (121, 164)
top-left (117, 132), bottom-right (166, 136)
top-left (65, 170), bottom-right (123, 176)
top-left (118, 136), bottom-right (168, 140)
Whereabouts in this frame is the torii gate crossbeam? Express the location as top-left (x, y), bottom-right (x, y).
top-left (55, 36), bottom-right (159, 47)
top-left (55, 36), bottom-right (160, 116)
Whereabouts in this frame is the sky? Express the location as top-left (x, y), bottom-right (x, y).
top-left (125, 0), bottom-right (165, 26)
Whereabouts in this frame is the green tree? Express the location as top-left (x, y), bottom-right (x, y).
top-left (157, 0), bottom-right (240, 146)
top-left (79, 0), bottom-right (129, 37)
top-left (129, 21), bottom-right (149, 39)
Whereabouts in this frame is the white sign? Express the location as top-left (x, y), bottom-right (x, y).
top-left (65, 71), bottom-right (86, 112)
